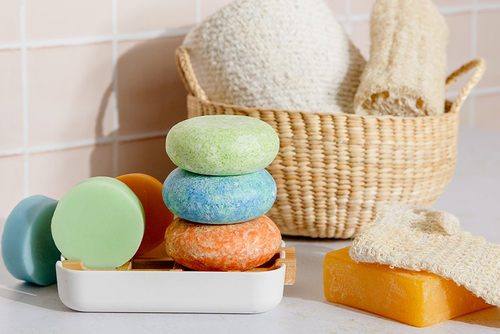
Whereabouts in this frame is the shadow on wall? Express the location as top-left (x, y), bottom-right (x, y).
top-left (91, 35), bottom-right (187, 183)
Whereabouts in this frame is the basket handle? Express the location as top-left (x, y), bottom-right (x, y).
top-left (176, 45), bottom-right (486, 114)
top-left (176, 46), bottom-right (208, 101)
top-left (445, 58), bottom-right (486, 113)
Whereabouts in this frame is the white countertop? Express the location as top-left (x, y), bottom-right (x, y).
top-left (1, 126), bottom-right (499, 334)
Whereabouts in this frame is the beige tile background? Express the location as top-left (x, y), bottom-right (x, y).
top-left (0, 0), bottom-right (499, 219)
top-left (0, 50), bottom-right (23, 152)
top-left (25, 0), bottom-right (113, 41)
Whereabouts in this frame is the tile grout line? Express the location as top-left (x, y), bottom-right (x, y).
top-left (445, 86), bottom-right (500, 100)
top-left (477, 1), bottom-right (500, 10)
top-left (116, 28), bottom-right (192, 41)
top-left (0, 2), bottom-right (499, 51)
top-left (21, 130), bottom-right (171, 156)
top-left (469, 96), bottom-right (476, 129)
top-left (0, 148), bottom-right (24, 158)
top-left (0, 43), bottom-right (22, 50)
top-left (0, 28), bottom-right (192, 51)
top-left (196, 0), bottom-right (202, 25)
top-left (348, 14), bottom-right (369, 23)
top-left (112, 0), bottom-right (119, 177)
top-left (439, 4), bottom-right (474, 15)
top-left (344, 0), bottom-right (352, 35)
top-left (470, 0), bottom-right (478, 127)
top-left (20, 0), bottom-right (29, 198)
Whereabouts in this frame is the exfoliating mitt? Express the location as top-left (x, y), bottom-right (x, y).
top-left (350, 204), bottom-right (500, 307)
top-left (354, 0), bottom-right (448, 116)
top-left (183, 0), bottom-right (366, 113)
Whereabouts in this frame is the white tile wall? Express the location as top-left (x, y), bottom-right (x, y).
top-left (0, 0), bottom-right (499, 219)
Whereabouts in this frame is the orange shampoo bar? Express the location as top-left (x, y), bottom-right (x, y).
top-left (323, 247), bottom-right (493, 327)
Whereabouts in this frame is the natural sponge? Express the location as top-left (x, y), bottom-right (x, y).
top-left (350, 204), bottom-right (500, 308)
top-left (354, 0), bottom-right (448, 116)
top-left (183, 0), bottom-right (365, 113)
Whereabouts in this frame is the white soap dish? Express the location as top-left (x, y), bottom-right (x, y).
top-left (55, 245), bottom-right (296, 313)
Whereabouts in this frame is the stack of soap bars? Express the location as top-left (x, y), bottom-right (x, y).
top-left (162, 115), bottom-right (282, 271)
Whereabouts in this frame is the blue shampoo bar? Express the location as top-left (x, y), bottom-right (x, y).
top-left (163, 168), bottom-right (277, 224)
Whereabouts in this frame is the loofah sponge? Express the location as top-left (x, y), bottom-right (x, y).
top-left (353, 0), bottom-right (448, 117)
top-left (183, 0), bottom-right (366, 113)
top-left (350, 204), bottom-right (500, 307)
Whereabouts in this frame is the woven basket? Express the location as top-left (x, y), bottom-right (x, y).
top-left (176, 46), bottom-right (486, 239)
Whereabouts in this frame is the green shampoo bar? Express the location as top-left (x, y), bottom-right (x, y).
top-left (51, 177), bottom-right (145, 269)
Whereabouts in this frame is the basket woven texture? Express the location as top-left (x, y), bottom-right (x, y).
top-left (176, 46), bottom-right (486, 239)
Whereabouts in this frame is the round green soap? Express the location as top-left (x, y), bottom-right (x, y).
top-left (166, 115), bottom-right (280, 176)
top-left (51, 177), bottom-right (145, 269)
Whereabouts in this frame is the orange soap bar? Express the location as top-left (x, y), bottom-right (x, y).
top-left (117, 173), bottom-right (174, 257)
top-left (165, 215), bottom-right (281, 271)
top-left (323, 247), bottom-right (493, 327)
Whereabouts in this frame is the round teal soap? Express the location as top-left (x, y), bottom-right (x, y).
top-left (51, 177), bottom-right (145, 269)
top-left (163, 168), bottom-right (277, 224)
top-left (1, 195), bottom-right (60, 286)
top-left (165, 115), bottom-right (279, 176)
